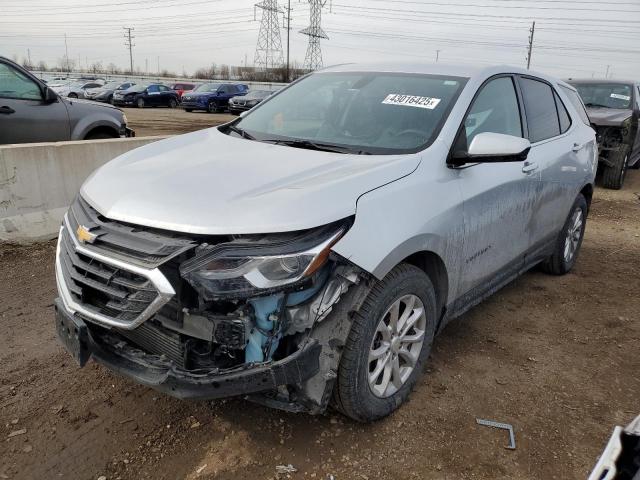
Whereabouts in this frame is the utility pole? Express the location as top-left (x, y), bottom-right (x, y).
top-left (157, 56), bottom-right (160, 75)
top-left (123, 27), bottom-right (135, 74)
top-left (145, 58), bottom-right (148, 75)
top-left (435, 49), bottom-right (440, 63)
top-left (526, 21), bottom-right (535, 70)
top-left (64, 33), bottom-right (69, 72)
top-left (27, 49), bottom-right (31, 68)
top-left (605, 64), bottom-right (611, 78)
top-left (285, 0), bottom-right (291, 81)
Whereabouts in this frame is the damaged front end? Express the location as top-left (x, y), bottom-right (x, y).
top-left (592, 116), bottom-right (633, 168)
top-left (54, 196), bottom-right (368, 413)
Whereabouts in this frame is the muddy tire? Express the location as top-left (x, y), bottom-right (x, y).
top-left (540, 194), bottom-right (588, 275)
top-left (332, 264), bottom-right (437, 422)
top-left (602, 147), bottom-right (629, 190)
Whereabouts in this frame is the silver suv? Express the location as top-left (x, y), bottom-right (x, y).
top-left (54, 64), bottom-right (597, 422)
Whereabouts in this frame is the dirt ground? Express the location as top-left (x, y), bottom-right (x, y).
top-left (1, 166), bottom-right (639, 479)
top-left (124, 107), bottom-right (235, 137)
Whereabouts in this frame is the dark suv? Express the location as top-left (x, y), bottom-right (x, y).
top-left (569, 79), bottom-right (640, 189)
top-left (113, 84), bottom-right (180, 109)
top-left (0, 57), bottom-right (133, 144)
top-left (181, 83), bottom-right (248, 113)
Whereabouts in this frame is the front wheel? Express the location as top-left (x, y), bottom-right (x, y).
top-left (207, 101), bottom-right (217, 113)
top-left (136, 97), bottom-right (145, 108)
top-left (68, 93), bottom-right (78, 99)
top-left (601, 147), bottom-right (629, 190)
top-left (540, 194), bottom-right (588, 275)
top-left (332, 264), bottom-right (437, 422)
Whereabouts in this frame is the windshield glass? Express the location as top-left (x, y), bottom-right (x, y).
top-left (245, 90), bottom-right (272, 99)
top-left (236, 72), bottom-right (466, 154)
top-left (572, 83), bottom-right (633, 109)
top-left (195, 83), bottom-right (221, 92)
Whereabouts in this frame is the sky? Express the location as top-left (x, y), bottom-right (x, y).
top-left (1, 0), bottom-right (640, 80)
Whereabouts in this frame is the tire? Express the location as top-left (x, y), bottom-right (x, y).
top-left (332, 263), bottom-right (437, 422)
top-left (540, 194), bottom-right (588, 275)
top-left (68, 93), bottom-right (78, 99)
top-left (185, 109), bottom-right (193, 113)
top-left (168, 98), bottom-right (178, 109)
top-left (207, 101), bottom-right (217, 114)
top-left (108, 95), bottom-right (114, 105)
top-left (601, 147), bottom-right (629, 190)
top-left (136, 97), bottom-right (145, 108)
top-left (85, 131), bottom-right (117, 140)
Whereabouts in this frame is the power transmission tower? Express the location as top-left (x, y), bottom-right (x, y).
top-left (300, 0), bottom-right (328, 71)
top-left (526, 21), bottom-right (535, 70)
top-left (285, 0), bottom-right (292, 81)
top-left (254, 0), bottom-right (284, 70)
top-left (123, 27), bottom-right (135, 74)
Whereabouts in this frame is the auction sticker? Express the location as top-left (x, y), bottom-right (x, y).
top-left (382, 94), bottom-right (441, 109)
top-left (610, 93), bottom-right (630, 101)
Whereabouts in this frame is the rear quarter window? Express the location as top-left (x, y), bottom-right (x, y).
top-left (561, 86), bottom-right (591, 126)
top-left (554, 91), bottom-right (571, 133)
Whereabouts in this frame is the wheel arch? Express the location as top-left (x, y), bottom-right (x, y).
top-left (580, 183), bottom-right (594, 212)
top-left (83, 125), bottom-right (120, 140)
top-left (401, 251), bottom-right (449, 322)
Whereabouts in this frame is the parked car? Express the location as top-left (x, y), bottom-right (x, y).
top-left (181, 82), bottom-right (248, 113)
top-left (112, 83), bottom-right (180, 108)
top-left (52, 79), bottom-right (106, 99)
top-left (170, 82), bottom-right (197, 99)
top-left (54, 64), bottom-right (596, 422)
top-left (568, 79), bottom-right (640, 189)
top-left (0, 56), bottom-right (133, 144)
top-left (84, 81), bottom-right (136, 104)
top-left (228, 89), bottom-right (274, 115)
top-left (588, 414), bottom-right (640, 480)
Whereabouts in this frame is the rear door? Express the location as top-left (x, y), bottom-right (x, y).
top-left (457, 75), bottom-right (539, 296)
top-left (158, 85), bottom-right (173, 105)
top-left (0, 60), bottom-right (70, 144)
top-left (517, 76), bottom-right (595, 253)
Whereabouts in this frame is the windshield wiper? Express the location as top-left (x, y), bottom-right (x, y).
top-left (261, 139), bottom-right (371, 155)
top-left (584, 102), bottom-right (610, 108)
top-left (226, 124), bottom-right (255, 140)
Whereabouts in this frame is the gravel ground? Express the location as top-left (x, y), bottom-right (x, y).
top-left (1, 165), bottom-right (639, 480)
top-left (123, 107), bottom-right (235, 137)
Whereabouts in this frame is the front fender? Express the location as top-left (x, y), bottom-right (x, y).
top-left (71, 115), bottom-right (122, 140)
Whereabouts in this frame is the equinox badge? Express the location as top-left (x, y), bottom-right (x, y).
top-left (76, 225), bottom-right (97, 244)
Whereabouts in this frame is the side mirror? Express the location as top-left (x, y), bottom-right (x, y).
top-left (43, 87), bottom-right (58, 104)
top-left (451, 132), bottom-right (531, 165)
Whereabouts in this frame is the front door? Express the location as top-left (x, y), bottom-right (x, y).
top-left (456, 75), bottom-right (539, 298)
top-left (0, 61), bottom-right (70, 144)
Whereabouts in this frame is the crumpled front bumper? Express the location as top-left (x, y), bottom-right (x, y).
top-left (54, 298), bottom-right (321, 400)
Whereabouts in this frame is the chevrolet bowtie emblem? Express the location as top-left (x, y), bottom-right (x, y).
top-left (76, 225), bottom-right (98, 244)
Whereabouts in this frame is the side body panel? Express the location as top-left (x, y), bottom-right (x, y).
top-left (0, 97), bottom-right (70, 143)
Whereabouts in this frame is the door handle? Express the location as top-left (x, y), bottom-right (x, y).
top-left (572, 142), bottom-right (587, 152)
top-left (0, 106), bottom-right (15, 114)
top-left (522, 161), bottom-right (538, 173)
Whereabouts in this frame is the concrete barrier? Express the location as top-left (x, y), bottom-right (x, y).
top-left (0, 136), bottom-right (169, 243)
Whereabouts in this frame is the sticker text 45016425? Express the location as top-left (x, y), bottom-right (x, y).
top-left (382, 94), bottom-right (441, 109)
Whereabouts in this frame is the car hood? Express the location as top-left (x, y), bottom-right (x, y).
top-left (81, 128), bottom-right (421, 235)
top-left (586, 107), bottom-right (633, 126)
top-left (63, 97), bottom-right (121, 111)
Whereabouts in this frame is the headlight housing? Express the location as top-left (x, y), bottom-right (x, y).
top-left (180, 221), bottom-right (349, 300)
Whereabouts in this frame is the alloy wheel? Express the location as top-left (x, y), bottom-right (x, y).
top-left (563, 208), bottom-right (584, 263)
top-left (368, 294), bottom-right (427, 398)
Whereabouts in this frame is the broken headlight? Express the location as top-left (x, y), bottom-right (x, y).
top-left (180, 222), bottom-right (348, 299)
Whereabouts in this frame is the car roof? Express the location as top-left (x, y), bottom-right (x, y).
top-left (320, 62), bottom-right (565, 86)
top-left (567, 78), bottom-right (637, 86)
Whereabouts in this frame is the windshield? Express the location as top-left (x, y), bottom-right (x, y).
top-left (235, 72), bottom-right (466, 154)
top-left (195, 83), bottom-right (221, 92)
top-left (572, 83), bottom-right (633, 109)
top-left (245, 90), bottom-right (272, 99)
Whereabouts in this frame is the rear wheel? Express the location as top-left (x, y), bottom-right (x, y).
top-left (168, 98), bottom-right (178, 109)
top-left (540, 194), bottom-right (588, 275)
top-left (602, 147), bottom-right (629, 190)
top-left (136, 97), bottom-right (145, 108)
top-left (185, 109), bottom-right (193, 112)
top-left (85, 131), bottom-right (117, 140)
top-left (332, 264), bottom-right (437, 422)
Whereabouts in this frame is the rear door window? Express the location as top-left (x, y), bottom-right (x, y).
top-left (519, 77), bottom-right (561, 143)
top-left (554, 91), bottom-right (571, 133)
top-left (147, 85), bottom-right (159, 93)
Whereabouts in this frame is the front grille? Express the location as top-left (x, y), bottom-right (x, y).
top-left (58, 226), bottom-right (160, 324)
